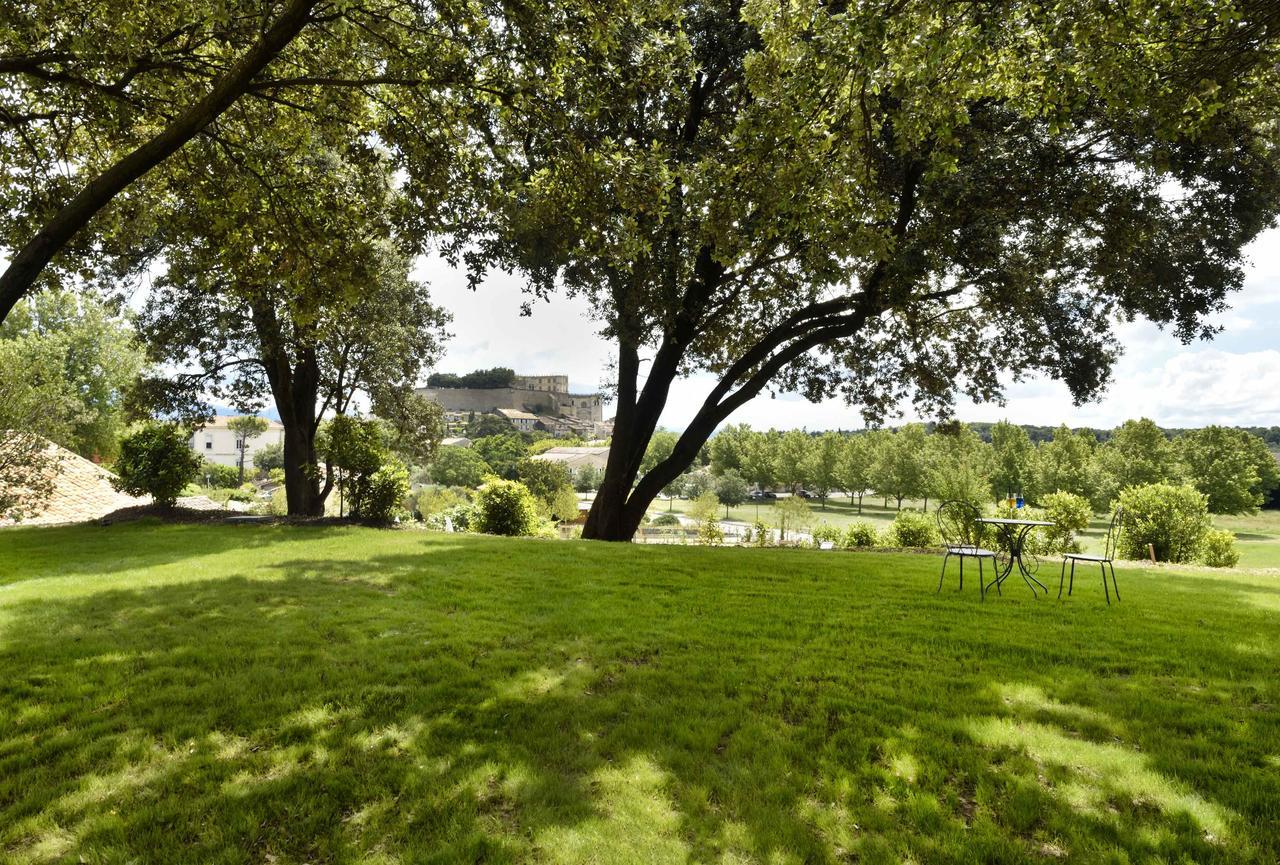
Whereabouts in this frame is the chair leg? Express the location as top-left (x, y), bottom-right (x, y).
top-left (1068, 560), bottom-right (1075, 596)
top-left (959, 555), bottom-right (964, 591)
top-left (1109, 561), bottom-right (1120, 602)
top-left (978, 556), bottom-right (985, 602)
top-left (1101, 563), bottom-right (1111, 605)
top-left (1058, 558), bottom-right (1067, 599)
top-left (993, 556), bottom-right (1002, 595)
top-left (937, 553), bottom-right (949, 593)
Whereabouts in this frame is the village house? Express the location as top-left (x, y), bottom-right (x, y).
top-left (188, 416), bottom-right (284, 468)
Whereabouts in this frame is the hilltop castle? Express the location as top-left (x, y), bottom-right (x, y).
top-left (416, 370), bottom-right (610, 439)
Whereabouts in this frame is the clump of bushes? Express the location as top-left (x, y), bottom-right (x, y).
top-left (201, 460), bottom-right (241, 489)
top-left (472, 478), bottom-right (541, 536)
top-left (774, 495), bottom-right (812, 541)
top-left (650, 512), bottom-right (681, 527)
top-left (1117, 483), bottom-right (1210, 564)
top-left (424, 502), bottom-right (475, 532)
top-left (412, 485), bottom-right (470, 520)
top-left (1198, 529), bottom-right (1240, 568)
top-left (811, 524), bottom-right (841, 548)
top-left (842, 521), bottom-right (879, 548)
top-left (1038, 491), bottom-right (1092, 553)
top-left (752, 520), bottom-right (769, 546)
top-left (227, 482), bottom-right (258, 504)
top-left (698, 519), bottom-right (724, 546)
top-left (885, 509), bottom-right (939, 548)
top-left (112, 422), bottom-right (202, 509)
top-left (689, 491), bottom-right (723, 546)
top-left (353, 463), bottom-right (410, 524)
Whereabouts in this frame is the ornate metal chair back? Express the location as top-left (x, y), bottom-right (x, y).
top-left (1104, 507), bottom-right (1124, 561)
top-left (937, 500), bottom-right (980, 548)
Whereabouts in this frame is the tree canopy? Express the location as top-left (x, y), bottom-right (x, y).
top-left (457, 0), bottom-right (1280, 539)
top-left (1178, 426), bottom-right (1280, 513)
top-left (133, 136), bottom-right (448, 515)
top-left (0, 288), bottom-right (146, 460)
top-left (0, 0), bottom-right (480, 322)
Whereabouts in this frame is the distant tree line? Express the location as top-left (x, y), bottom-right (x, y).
top-left (921, 421), bottom-right (1280, 448)
top-left (653, 418), bottom-right (1280, 516)
top-left (426, 368), bottom-right (516, 390)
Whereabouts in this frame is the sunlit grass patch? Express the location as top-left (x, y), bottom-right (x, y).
top-left (538, 756), bottom-right (688, 865)
top-left (969, 715), bottom-right (1231, 838)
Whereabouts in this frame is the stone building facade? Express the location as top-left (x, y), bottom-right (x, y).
top-left (416, 373), bottom-right (604, 428)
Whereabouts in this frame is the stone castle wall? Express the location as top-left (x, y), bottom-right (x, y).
top-left (417, 384), bottom-right (604, 422)
top-left (416, 386), bottom-right (563, 416)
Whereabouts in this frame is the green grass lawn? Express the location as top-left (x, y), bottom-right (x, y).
top-left (1, 522), bottom-right (1278, 864)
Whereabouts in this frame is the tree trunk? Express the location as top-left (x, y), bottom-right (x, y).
top-left (0, 0), bottom-right (319, 324)
top-left (251, 302), bottom-right (329, 517)
top-left (857, 493), bottom-right (863, 514)
top-left (281, 421), bottom-right (323, 516)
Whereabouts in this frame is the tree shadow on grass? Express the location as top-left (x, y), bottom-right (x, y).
top-left (0, 520), bottom-right (312, 584)
top-left (0, 542), bottom-right (1277, 863)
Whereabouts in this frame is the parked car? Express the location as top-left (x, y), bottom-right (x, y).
top-left (796, 489), bottom-right (818, 499)
top-left (749, 489), bottom-right (777, 501)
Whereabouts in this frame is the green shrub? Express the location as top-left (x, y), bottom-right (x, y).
top-left (688, 491), bottom-right (723, 545)
top-left (425, 502), bottom-right (475, 532)
top-left (1198, 529), bottom-right (1240, 568)
top-left (886, 509), bottom-right (940, 548)
top-left (811, 523), bottom-right (841, 548)
top-left (550, 485), bottom-right (582, 523)
top-left (774, 495), bottom-right (812, 541)
top-left (650, 512), bottom-right (681, 527)
top-left (1039, 491), bottom-right (1092, 553)
top-left (472, 478), bottom-right (541, 536)
top-left (112, 423), bottom-right (201, 509)
top-left (842, 521), bottom-right (879, 548)
top-left (752, 520), bottom-right (770, 547)
top-left (1117, 483), bottom-right (1210, 563)
top-left (353, 462), bottom-right (410, 524)
top-left (414, 485), bottom-right (470, 518)
top-left (228, 482), bottom-right (257, 503)
top-left (200, 461), bottom-right (241, 489)
top-left (698, 517), bottom-right (724, 546)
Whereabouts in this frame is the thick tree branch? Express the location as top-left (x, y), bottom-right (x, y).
top-left (0, 0), bottom-right (320, 324)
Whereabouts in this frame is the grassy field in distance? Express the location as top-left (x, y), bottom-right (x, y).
top-left (652, 496), bottom-right (1280, 568)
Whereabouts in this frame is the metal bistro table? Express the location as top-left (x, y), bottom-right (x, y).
top-left (976, 517), bottom-right (1055, 597)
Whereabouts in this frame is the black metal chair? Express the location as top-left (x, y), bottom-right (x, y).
top-left (936, 500), bottom-right (1000, 600)
top-left (1060, 507), bottom-right (1123, 604)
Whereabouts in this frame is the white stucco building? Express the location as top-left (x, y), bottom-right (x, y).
top-left (189, 416), bottom-right (285, 469)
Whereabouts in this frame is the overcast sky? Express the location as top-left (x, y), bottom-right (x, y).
top-left (418, 227), bottom-right (1280, 433)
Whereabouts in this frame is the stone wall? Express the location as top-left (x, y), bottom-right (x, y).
top-left (417, 384), bottom-right (605, 423)
top-left (416, 386), bottom-right (563, 416)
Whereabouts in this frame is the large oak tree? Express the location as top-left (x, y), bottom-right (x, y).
top-left (455, 0), bottom-right (1280, 540)
top-left (134, 124), bottom-right (449, 516)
